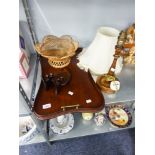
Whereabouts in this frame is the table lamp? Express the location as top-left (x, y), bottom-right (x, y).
top-left (77, 27), bottom-right (123, 75)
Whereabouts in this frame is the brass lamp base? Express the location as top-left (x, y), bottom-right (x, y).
top-left (96, 74), bottom-right (119, 94)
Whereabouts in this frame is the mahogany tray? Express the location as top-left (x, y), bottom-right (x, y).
top-left (33, 48), bottom-right (105, 120)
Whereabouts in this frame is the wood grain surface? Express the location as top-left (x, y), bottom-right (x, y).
top-left (33, 48), bottom-right (105, 120)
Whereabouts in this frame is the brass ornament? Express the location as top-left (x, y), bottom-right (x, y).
top-left (103, 74), bottom-right (116, 82)
top-left (96, 75), bottom-right (119, 94)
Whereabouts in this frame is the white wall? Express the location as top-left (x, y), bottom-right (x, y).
top-left (20, 0), bottom-right (135, 47)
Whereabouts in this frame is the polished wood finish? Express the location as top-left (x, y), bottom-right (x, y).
top-left (96, 47), bottom-right (121, 94)
top-left (108, 48), bottom-right (122, 76)
top-left (33, 48), bottom-right (105, 120)
top-left (96, 31), bottom-right (126, 94)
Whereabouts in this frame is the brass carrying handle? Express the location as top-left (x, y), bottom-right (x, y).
top-left (61, 104), bottom-right (80, 111)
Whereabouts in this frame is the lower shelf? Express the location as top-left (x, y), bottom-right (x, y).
top-left (20, 105), bottom-right (135, 145)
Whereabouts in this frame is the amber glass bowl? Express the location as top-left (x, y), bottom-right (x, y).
top-left (35, 35), bottom-right (79, 68)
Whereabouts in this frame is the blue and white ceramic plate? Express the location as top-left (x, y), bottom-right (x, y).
top-left (49, 114), bottom-right (74, 135)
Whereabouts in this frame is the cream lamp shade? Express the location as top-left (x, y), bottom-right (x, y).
top-left (77, 27), bottom-right (123, 75)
